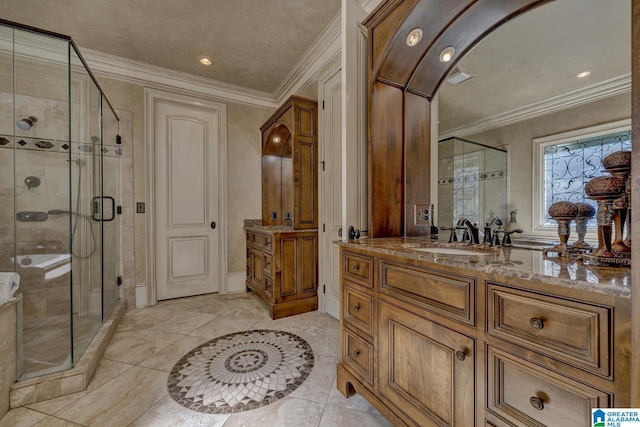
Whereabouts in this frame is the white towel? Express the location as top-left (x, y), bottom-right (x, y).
top-left (0, 272), bottom-right (20, 306)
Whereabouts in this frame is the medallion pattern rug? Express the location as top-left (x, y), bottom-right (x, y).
top-left (168, 329), bottom-right (314, 414)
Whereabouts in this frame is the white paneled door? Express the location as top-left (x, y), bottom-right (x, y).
top-left (320, 68), bottom-right (343, 319)
top-left (155, 100), bottom-right (220, 300)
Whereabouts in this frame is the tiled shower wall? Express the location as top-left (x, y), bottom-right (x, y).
top-left (0, 91), bottom-right (134, 312)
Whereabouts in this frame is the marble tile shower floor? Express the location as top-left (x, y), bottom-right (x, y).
top-left (2, 292), bottom-right (392, 427)
top-left (20, 314), bottom-right (101, 379)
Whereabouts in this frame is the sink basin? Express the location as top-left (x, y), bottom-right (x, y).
top-left (413, 247), bottom-right (491, 256)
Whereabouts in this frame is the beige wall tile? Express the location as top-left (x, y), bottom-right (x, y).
top-left (0, 301), bottom-right (17, 418)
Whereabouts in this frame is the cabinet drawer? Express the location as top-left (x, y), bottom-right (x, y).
top-left (342, 329), bottom-right (374, 385)
top-left (486, 283), bottom-right (611, 376)
top-left (487, 346), bottom-right (611, 427)
top-left (343, 285), bottom-right (374, 337)
top-left (342, 251), bottom-right (373, 288)
top-left (378, 258), bottom-right (475, 326)
top-left (251, 233), bottom-right (273, 251)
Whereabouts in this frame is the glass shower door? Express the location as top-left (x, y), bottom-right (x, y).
top-left (69, 48), bottom-right (103, 365)
top-left (101, 98), bottom-right (120, 320)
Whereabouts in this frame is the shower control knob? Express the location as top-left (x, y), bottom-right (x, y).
top-left (210, 221), bottom-right (217, 229)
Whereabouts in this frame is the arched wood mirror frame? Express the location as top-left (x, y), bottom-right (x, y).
top-left (364, 0), bottom-right (639, 404)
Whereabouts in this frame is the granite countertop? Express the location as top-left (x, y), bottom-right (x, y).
top-left (245, 225), bottom-right (318, 234)
top-left (338, 237), bottom-right (631, 297)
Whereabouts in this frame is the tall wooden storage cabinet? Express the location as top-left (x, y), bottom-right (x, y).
top-left (245, 96), bottom-right (319, 319)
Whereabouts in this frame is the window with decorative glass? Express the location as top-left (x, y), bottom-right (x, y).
top-left (532, 120), bottom-right (631, 232)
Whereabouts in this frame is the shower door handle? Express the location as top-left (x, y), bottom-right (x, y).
top-left (92, 196), bottom-right (116, 222)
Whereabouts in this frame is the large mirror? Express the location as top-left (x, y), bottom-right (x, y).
top-left (437, 137), bottom-right (507, 231)
top-left (435, 0), bottom-right (631, 239)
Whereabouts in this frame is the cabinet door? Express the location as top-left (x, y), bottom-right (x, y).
top-left (251, 249), bottom-right (264, 287)
top-left (378, 300), bottom-right (475, 427)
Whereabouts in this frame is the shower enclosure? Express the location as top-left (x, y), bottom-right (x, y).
top-left (0, 20), bottom-right (120, 380)
top-left (437, 137), bottom-right (508, 230)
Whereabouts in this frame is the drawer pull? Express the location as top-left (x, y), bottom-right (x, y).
top-left (353, 264), bottom-right (360, 272)
top-left (353, 304), bottom-right (361, 312)
top-left (529, 396), bottom-right (544, 410)
top-left (455, 351), bottom-right (466, 361)
top-left (352, 350), bottom-right (360, 357)
top-left (529, 318), bottom-right (544, 330)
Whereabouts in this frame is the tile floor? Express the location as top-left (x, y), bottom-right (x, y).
top-left (1, 292), bottom-right (392, 427)
top-left (21, 314), bottom-right (101, 379)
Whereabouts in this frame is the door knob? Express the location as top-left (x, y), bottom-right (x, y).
top-left (211, 221), bottom-right (217, 229)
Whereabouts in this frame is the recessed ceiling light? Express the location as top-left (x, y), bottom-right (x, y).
top-left (439, 46), bottom-right (455, 63)
top-left (406, 28), bottom-right (423, 47)
top-left (198, 56), bottom-right (212, 66)
top-left (576, 70), bottom-right (591, 78)
top-left (272, 136), bottom-right (281, 143)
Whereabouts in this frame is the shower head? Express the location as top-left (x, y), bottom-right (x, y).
top-left (16, 116), bottom-right (38, 131)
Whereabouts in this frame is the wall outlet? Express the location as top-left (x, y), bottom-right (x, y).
top-left (414, 204), bottom-right (430, 225)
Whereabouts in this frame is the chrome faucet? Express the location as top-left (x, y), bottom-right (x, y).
top-left (456, 217), bottom-right (480, 245)
top-left (284, 213), bottom-right (292, 228)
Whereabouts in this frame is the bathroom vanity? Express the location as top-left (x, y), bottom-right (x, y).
top-left (348, 0), bottom-right (639, 422)
top-left (337, 240), bottom-right (631, 427)
top-left (245, 227), bottom-right (317, 319)
top-left (245, 96), bottom-right (319, 319)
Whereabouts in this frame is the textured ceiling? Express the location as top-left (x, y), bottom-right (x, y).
top-left (438, 0), bottom-right (631, 135)
top-left (2, 0), bottom-right (629, 122)
top-left (1, 0), bottom-right (342, 93)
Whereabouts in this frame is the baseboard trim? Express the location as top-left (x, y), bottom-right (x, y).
top-left (225, 272), bottom-right (247, 294)
top-left (135, 283), bottom-right (148, 308)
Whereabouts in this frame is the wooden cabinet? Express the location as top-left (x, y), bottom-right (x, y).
top-left (246, 228), bottom-right (317, 319)
top-left (260, 96), bottom-right (317, 230)
top-left (245, 95), bottom-right (318, 319)
top-left (337, 246), bottom-right (630, 427)
top-left (378, 299), bottom-right (475, 427)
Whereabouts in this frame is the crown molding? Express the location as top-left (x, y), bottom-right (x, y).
top-left (439, 73), bottom-right (631, 140)
top-left (82, 48), bottom-right (278, 109)
top-left (3, 10), bottom-right (347, 109)
top-left (272, 12), bottom-right (342, 103)
top-left (0, 30), bottom-right (278, 108)
top-left (359, 0), bottom-right (384, 13)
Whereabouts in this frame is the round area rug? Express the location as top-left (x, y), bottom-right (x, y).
top-left (167, 329), bottom-right (314, 414)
